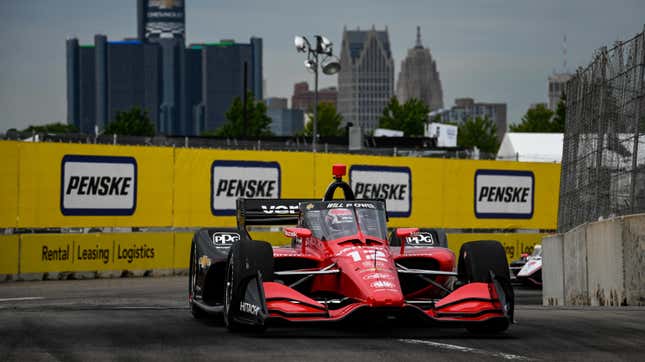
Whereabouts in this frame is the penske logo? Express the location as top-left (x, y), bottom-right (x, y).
top-left (350, 165), bottom-right (411, 217)
top-left (475, 170), bottom-right (534, 219)
top-left (60, 155), bottom-right (137, 216)
top-left (211, 160), bottom-right (281, 216)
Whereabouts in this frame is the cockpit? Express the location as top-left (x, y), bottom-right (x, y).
top-left (300, 202), bottom-right (388, 241)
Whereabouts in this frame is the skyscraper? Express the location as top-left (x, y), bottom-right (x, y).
top-left (183, 39), bottom-right (263, 135)
top-left (548, 73), bottom-right (572, 110)
top-left (66, 36), bottom-right (162, 134)
top-left (137, 0), bottom-right (185, 134)
top-left (337, 26), bottom-right (394, 133)
top-left (396, 27), bottom-right (443, 111)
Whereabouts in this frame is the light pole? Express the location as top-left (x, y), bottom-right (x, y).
top-left (294, 35), bottom-right (341, 152)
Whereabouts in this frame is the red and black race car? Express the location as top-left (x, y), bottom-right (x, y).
top-left (188, 165), bottom-right (514, 333)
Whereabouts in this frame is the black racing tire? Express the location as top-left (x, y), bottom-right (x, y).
top-left (223, 239), bottom-right (274, 332)
top-left (458, 240), bottom-right (510, 283)
top-left (188, 242), bottom-right (208, 319)
top-left (458, 240), bottom-right (513, 334)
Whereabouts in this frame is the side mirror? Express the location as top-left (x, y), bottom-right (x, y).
top-left (396, 227), bottom-right (419, 239)
top-left (395, 228), bottom-right (419, 255)
top-left (284, 227), bottom-right (312, 239)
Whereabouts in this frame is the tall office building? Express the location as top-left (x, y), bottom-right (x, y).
top-left (137, 0), bottom-right (185, 41)
top-left (137, 0), bottom-right (185, 134)
top-left (430, 98), bottom-right (507, 142)
top-left (67, 1), bottom-right (263, 136)
top-left (548, 73), bottom-right (572, 110)
top-left (337, 26), bottom-right (394, 133)
top-left (291, 82), bottom-right (337, 111)
top-left (396, 27), bottom-right (443, 111)
top-left (184, 39), bottom-right (263, 135)
top-left (67, 36), bottom-right (162, 134)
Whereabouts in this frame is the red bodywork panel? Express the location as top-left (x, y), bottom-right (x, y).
top-left (266, 231), bottom-right (506, 324)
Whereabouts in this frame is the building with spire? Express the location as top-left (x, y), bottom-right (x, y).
top-left (396, 27), bottom-right (443, 111)
top-left (337, 26), bottom-right (394, 133)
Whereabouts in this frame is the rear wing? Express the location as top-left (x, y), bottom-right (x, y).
top-left (236, 198), bottom-right (318, 228)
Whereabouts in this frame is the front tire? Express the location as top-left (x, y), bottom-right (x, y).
top-left (458, 240), bottom-right (514, 334)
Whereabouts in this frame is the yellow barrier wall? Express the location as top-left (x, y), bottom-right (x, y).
top-left (3, 231), bottom-right (544, 273)
top-left (3, 141), bottom-right (560, 230)
top-left (0, 235), bottom-right (20, 274)
top-left (17, 142), bottom-right (174, 228)
top-left (447, 233), bottom-right (547, 262)
top-left (0, 142), bottom-right (19, 227)
top-left (173, 232), bottom-right (193, 269)
top-left (20, 232), bottom-right (174, 273)
top-left (173, 148), bottom-right (314, 227)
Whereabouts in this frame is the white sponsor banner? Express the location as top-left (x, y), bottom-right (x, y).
top-left (349, 165), bottom-right (411, 217)
top-left (474, 170), bottom-right (534, 219)
top-left (60, 155), bottom-right (137, 216)
top-left (211, 161), bottom-right (281, 216)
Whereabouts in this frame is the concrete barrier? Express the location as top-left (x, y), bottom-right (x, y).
top-left (586, 218), bottom-right (624, 306)
top-left (563, 223), bottom-right (590, 305)
top-left (622, 215), bottom-right (645, 306)
top-left (544, 214), bottom-right (645, 306)
top-left (542, 234), bottom-right (564, 306)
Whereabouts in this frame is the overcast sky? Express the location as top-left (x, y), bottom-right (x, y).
top-left (1, 0), bottom-right (643, 132)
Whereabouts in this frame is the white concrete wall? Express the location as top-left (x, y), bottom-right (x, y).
top-left (544, 214), bottom-right (645, 306)
top-left (586, 218), bottom-right (625, 306)
top-left (622, 215), bottom-right (645, 306)
top-left (563, 223), bottom-right (589, 305)
top-left (542, 234), bottom-right (564, 306)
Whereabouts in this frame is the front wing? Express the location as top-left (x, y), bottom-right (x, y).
top-left (261, 281), bottom-right (511, 324)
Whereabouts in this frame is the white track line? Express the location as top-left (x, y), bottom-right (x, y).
top-left (0, 297), bottom-right (45, 302)
top-left (398, 339), bottom-right (531, 361)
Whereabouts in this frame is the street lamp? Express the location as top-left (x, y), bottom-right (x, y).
top-left (294, 35), bottom-right (341, 152)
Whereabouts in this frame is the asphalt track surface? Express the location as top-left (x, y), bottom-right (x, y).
top-left (1, 277), bottom-right (644, 361)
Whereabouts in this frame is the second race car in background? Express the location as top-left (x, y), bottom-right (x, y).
top-left (512, 245), bottom-right (542, 288)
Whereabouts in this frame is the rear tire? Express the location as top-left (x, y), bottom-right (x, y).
top-left (458, 240), bottom-right (513, 334)
top-left (223, 239), bottom-right (273, 332)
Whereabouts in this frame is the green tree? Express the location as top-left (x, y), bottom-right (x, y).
top-left (104, 107), bottom-right (155, 136)
top-left (206, 93), bottom-right (272, 137)
top-left (379, 97), bottom-right (430, 136)
top-left (458, 116), bottom-right (499, 154)
top-left (510, 103), bottom-right (561, 132)
top-left (21, 123), bottom-right (78, 134)
top-left (302, 103), bottom-right (344, 137)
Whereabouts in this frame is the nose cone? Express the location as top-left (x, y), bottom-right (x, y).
top-left (336, 248), bottom-right (404, 307)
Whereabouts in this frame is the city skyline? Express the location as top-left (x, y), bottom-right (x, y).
top-left (1, 0), bottom-right (644, 132)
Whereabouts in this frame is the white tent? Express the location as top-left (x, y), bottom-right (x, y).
top-left (496, 132), bottom-right (563, 163)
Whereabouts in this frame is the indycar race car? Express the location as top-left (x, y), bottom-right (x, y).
top-left (515, 245), bottom-right (542, 288)
top-left (188, 164), bottom-right (514, 333)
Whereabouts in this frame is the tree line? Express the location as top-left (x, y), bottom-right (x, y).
top-left (17, 93), bottom-right (566, 154)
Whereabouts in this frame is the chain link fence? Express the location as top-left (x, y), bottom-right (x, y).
top-left (1, 132), bottom-right (497, 159)
top-left (559, 26), bottom-right (645, 233)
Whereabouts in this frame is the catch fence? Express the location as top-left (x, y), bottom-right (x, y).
top-left (559, 26), bottom-right (645, 232)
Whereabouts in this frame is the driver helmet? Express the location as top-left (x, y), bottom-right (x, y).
top-left (325, 208), bottom-right (354, 231)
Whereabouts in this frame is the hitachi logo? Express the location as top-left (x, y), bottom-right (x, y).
top-left (478, 186), bottom-right (530, 203)
top-left (215, 179), bottom-right (277, 197)
top-left (354, 182), bottom-right (407, 200)
top-left (66, 176), bottom-right (132, 196)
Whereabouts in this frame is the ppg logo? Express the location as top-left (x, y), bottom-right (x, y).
top-left (212, 232), bottom-right (240, 246)
top-left (406, 233), bottom-right (435, 245)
